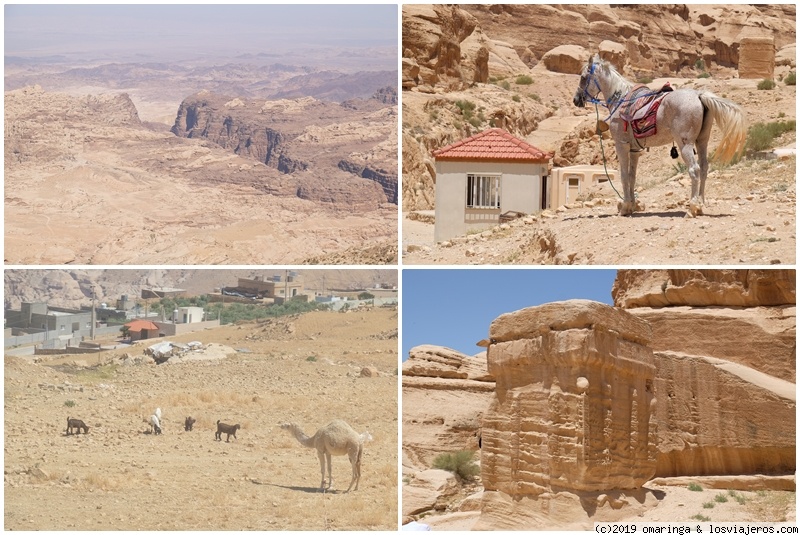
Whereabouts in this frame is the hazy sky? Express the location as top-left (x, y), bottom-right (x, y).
top-left (5, 5), bottom-right (398, 59)
top-left (402, 269), bottom-right (618, 359)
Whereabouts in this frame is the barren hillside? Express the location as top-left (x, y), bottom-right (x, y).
top-left (4, 87), bottom-right (397, 265)
top-left (5, 307), bottom-right (398, 530)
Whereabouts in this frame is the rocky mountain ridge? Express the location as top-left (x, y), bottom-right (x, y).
top-left (4, 269), bottom-right (399, 311)
top-left (171, 89), bottom-right (398, 206)
top-left (4, 86), bottom-right (397, 264)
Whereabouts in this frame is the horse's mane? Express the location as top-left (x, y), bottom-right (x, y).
top-left (594, 56), bottom-right (633, 97)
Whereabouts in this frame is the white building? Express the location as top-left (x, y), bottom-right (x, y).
top-left (433, 128), bottom-right (552, 242)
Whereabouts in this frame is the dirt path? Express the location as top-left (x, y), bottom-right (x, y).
top-left (4, 308), bottom-right (398, 530)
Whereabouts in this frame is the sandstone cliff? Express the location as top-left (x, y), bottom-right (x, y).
top-left (403, 270), bottom-right (796, 528)
top-left (171, 90), bottom-right (398, 210)
top-left (612, 269), bottom-right (796, 478)
top-left (402, 345), bottom-right (494, 470)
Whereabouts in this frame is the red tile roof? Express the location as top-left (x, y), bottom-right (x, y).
top-left (433, 128), bottom-right (552, 162)
top-left (125, 320), bottom-right (160, 332)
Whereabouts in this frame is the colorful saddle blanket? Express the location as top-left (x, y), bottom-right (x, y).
top-left (619, 83), bottom-right (673, 139)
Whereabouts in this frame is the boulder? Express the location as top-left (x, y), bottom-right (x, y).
top-left (739, 36), bottom-right (776, 79)
top-left (541, 45), bottom-right (590, 74)
top-left (599, 40), bottom-right (627, 71)
top-left (403, 469), bottom-right (460, 518)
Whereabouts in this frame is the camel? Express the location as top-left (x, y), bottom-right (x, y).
top-left (280, 419), bottom-right (368, 493)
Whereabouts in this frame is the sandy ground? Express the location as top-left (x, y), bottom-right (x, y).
top-left (405, 478), bottom-right (795, 530)
top-left (4, 307), bottom-right (398, 530)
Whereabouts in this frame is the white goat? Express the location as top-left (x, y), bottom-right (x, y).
top-left (150, 414), bottom-right (162, 435)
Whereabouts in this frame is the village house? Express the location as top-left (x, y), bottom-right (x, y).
top-left (231, 273), bottom-right (304, 302)
top-left (4, 302), bottom-right (93, 337)
top-left (433, 128), bottom-right (553, 242)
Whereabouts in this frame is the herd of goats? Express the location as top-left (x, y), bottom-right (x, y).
top-left (64, 411), bottom-right (371, 492)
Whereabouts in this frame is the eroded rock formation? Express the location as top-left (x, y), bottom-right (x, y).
top-left (172, 90), bottom-right (398, 210)
top-left (402, 345), bottom-right (494, 470)
top-left (477, 300), bottom-right (658, 528)
top-left (613, 269), bottom-right (796, 478)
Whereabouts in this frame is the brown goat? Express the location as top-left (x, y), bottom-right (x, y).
top-left (215, 420), bottom-right (240, 442)
top-left (184, 416), bottom-right (196, 432)
top-left (66, 417), bottom-right (89, 435)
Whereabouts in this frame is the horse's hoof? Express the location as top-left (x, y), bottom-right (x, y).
top-left (688, 203), bottom-right (703, 217)
top-left (634, 200), bottom-right (645, 212)
top-left (617, 201), bottom-right (635, 216)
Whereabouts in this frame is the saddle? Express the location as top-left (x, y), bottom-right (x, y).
top-left (619, 83), bottom-right (673, 139)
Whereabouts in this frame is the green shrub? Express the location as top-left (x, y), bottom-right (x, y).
top-left (757, 78), bottom-right (776, 90)
top-left (432, 450), bottom-right (480, 480)
top-left (714, 494), bottom-right (728, 503)
top-left (530, 94), bottom-right (541, 103)
top-left (688, 483), bottom-right (704, 492)
top-left (512, 95), bottom-right (521, 102)
top-left (515, 74), bottom-right (534, 85)
top-left (692, 514), bottom-right (711, 522)
top-left (727, 490), bottom-right (747, 504)
top-left (500, 80), bottom-right (511, 90)
top-left (785, 71), bottom-right (796, 86)
top-left (697, 72), bottom-right (711, 79)
top-left (64, 400), bottom-right (76, 408)
top-left (695, 59), bottom-right (706, 71)
top-left (455, 100), bottom-right (478, 122)
top-left (745, 120), bottom-right (796, 152)
top-left (306, 356), bottom-right (317, 362)
top-left (703, 502), bottom-right (715, 509)
top-left (637, 75), bottom-right (654, 84)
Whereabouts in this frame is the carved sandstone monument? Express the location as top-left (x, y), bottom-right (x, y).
top-left (402, 270), bottom-right (795, 528)
top-left (478, 300), bottom-right (659, 529)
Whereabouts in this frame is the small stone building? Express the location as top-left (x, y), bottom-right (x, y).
top-left (433, 128), bottom-right (552, 242)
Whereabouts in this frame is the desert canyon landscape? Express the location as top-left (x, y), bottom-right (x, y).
top-left (403, 269), bottom-right (796, 530)
top-left (402, 5), bottom-right (796, 265)
top-left (4, 269), bottom-right (398, 530)
top-left (4, 5), bottom-right (398, 265)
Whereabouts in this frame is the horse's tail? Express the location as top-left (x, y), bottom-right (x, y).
top-left (699, 92), bottom-right (747, 165)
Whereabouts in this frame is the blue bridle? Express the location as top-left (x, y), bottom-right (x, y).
top-left (580, 61), bottom-right (604, 106)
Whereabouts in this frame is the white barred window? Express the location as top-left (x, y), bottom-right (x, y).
top-left (466, 174), bottom-right (500, 209)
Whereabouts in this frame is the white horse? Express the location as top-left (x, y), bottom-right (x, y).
top-left (573, 54), bottom-right (746, 217)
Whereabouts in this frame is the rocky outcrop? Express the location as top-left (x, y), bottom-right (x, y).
top-left (402, 346), bottom-right (494, 470)
top-left (478, 300), bottom-right (658, 529)
top-left (653, 350), bottom-right (795, 477)
top-left (541, 45), bottom-right (590, 74)
top-left (611, 269), bottom-right (796, 478)
top-left (613, 269), bottom-right (796, 308)
top-left (461, 5), bottom-right (795, 76)
top-left (171, 91), bottom-right (397, 210)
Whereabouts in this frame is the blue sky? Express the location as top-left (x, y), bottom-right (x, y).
top-left (5, 5), bottom-right (398, 57)
top-left (402, 269), bottom-right (617, 359)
